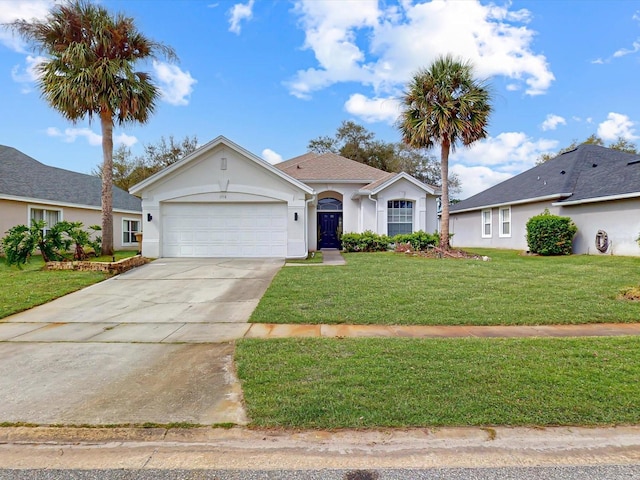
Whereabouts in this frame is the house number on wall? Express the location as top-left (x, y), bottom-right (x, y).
top-left (219, 194), bottom-right (227, 199)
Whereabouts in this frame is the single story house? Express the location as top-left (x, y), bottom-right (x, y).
top-left (0, 145), bottom-right (142, 250)
top-left (130, 135), bottom-right (440, 259)
top-left (449, 144), bottom-right (640, 256)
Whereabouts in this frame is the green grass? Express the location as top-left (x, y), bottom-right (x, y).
top-left (0, 257), bottom-right (108, 320)
top-left (250, 250), bottom-right (640, 325)
top-left (286, 251), bottom-right (323, 264)
top-left (236, 336), bottom-right (640, 428)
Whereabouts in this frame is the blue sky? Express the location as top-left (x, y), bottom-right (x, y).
top-left (1, 0), bottom-right (640, 199)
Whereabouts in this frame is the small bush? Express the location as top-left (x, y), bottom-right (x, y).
top-left (341, 231), bottom-right (391, 252)
top-left (392, 231), bottom-right (439, 251)
top-left (526, 209), bottom-right (577, 256)
top-left (1, 220), bottom-right (102, 267)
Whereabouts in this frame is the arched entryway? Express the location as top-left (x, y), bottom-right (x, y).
top-left (317, 194), bottom-right (343, 249)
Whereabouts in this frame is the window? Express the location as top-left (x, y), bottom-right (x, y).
top-left (29, 207), bottom-right (61, 235)
top-left (317, 197), bottom-right (343, 211)
top-left (499, 207), bottom-right (511, 237)
top-left (387, 200), bottom-right (413, 236)
top-left (123, 219), bottom-right (140, 245)
top-left (481, 209), bottom-right (492, 238)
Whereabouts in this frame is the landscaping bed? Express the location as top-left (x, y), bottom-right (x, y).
top-left (45, 254), bottom-right (148, 274)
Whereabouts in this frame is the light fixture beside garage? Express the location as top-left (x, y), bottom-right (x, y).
top-left (221, 157), bottom-right (227, 170)
top-left (147, 213), bottom-right (153, 222)
top-left (294, 212), bottom-right (298, 221)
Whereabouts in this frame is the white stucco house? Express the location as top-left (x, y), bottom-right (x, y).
top-left (130, 136), bottom-right (440, 259)
top-left (449, 144), bottom-right (640, 256)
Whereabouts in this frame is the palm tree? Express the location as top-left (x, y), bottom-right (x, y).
top-left (399, 54), bottom-right (492, 250)
top-left (9, 0), bottom-right (175, 255)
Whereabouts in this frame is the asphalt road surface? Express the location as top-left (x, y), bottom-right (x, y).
top-left (2, 467), bottom-right (640, 479)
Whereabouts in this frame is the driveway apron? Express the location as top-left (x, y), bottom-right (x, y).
top-left (0, 258), bottom-right (283, 426)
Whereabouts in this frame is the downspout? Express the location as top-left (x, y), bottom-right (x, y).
top-left (305, 195), bottom-right (315, 254)
top-left (368, 193), bottom-right (378, 232)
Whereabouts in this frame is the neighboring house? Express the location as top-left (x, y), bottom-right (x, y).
top-left (130, 135), bottom-right (440, 259)
top-left (0, 145), bottom-right (142, 250)
top-left (449, 144), bottom-right (640, 256)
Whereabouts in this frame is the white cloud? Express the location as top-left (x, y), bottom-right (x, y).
top-left (613, 40), bottom-right (640, 58)
top-left (152, 61), bottom-right (197, 106)
top-left (262, 148), bottom-right (283, 164)
top-left (115, 133), bottom-right (139, 148)
top-left (540, 114), bottom-right (566, 131)
top-left (46, 127), bottom-right (138, 147)
top-left (0, 0), bottom-right (56, 52)
top-left (287, 0), bottom-right (554, 100)
top-left (597, 112), bottom-right (638, 141)
top-left (449, 132), bottom-right (558, 198)
top-left (450, 164), bottom-right (513, 199)
top-left (47, 127), bottom-right (102, 146)
top-left (10, 54), bottom-right (46, 92)
top-left (228, 0), bottom-right (255, 35)
top-left (344, 93), bottom-right (401, 123)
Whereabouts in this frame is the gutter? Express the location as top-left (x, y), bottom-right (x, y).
top-left (553, 191), bottom-right (640, 206)
top-left (450, 193), bottom-right (572, 214)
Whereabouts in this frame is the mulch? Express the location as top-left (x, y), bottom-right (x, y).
top-left (394, 243), bottom-right (488, 260)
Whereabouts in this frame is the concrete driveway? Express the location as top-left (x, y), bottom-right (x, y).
top-left (0, 258), bottom-right (282, 426)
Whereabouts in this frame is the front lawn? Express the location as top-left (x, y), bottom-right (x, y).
top-left (250, 250), bottom-right (640, 325)
top-left (0, 258), bottom-right (108, 320)
top-left (236, 336), bottom-right (640, 428)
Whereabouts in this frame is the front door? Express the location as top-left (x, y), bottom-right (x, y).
top-left (318, 212), bottom-right (342, 249)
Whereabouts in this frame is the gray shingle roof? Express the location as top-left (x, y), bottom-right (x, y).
top-left (0, 145), bottom-right (141, 212)
top-left (451, 145), bottom-right (640, 212)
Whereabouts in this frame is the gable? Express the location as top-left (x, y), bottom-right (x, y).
top-left (131, 136), bottom-right (312, 202)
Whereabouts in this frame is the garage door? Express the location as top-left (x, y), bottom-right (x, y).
top-left (162, 203), bottom-right (287, 257)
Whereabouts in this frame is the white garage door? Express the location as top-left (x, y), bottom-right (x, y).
top-left (162, 203), bottom-right (288, 257)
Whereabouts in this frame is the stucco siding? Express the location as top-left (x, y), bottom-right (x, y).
top-left (0, 199), bottom-right (141, 251)
top-left (560, 199), bottom-right (640, 256)
top-left (376, 178), bottom-right (428, 235)
top-left (450, 201), bottom-right (560, 250)
top-left (0, 199), bottom-right (25, 236)
top-left (138, 143), bottom-right (309, 258)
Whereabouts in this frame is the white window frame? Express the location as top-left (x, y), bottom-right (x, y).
top-left (122, 218), bottom-right (141, 245)
top-left (481, 209), bottom-right (492, 238)
top-left (499, 206), bottom-right (511, 238)
top-left (387, 200), bottom-right (414, 236)
top-left (28, 206), bottom-right (62, 236)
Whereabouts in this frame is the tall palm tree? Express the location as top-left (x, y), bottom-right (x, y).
top-left (9, 0), bottom-right (175, 255)
top-left (399, 54), bottom-right (492, 250)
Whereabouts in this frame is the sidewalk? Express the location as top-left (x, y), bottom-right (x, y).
top-left (243, 322), bottom-right (640, 339)
top-left (2, 425), bottom-right (640, 469)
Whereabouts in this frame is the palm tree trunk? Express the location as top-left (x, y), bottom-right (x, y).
top-left (439, 140), bottom-right (450, 250)
top-left (100, 112), bottom-right (114, 256)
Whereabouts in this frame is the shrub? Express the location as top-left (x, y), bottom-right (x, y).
top-left (1, 220), bottom-right (102, 267)
top-left (526, 209), bottom-right (577, 256)
top-left (392, 231), bottom-right (439, 251)
top-left (340, 231), bottom-right (391, 252)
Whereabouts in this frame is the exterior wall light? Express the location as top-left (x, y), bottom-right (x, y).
top-left (147, 213), bottom-right (153, 222)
